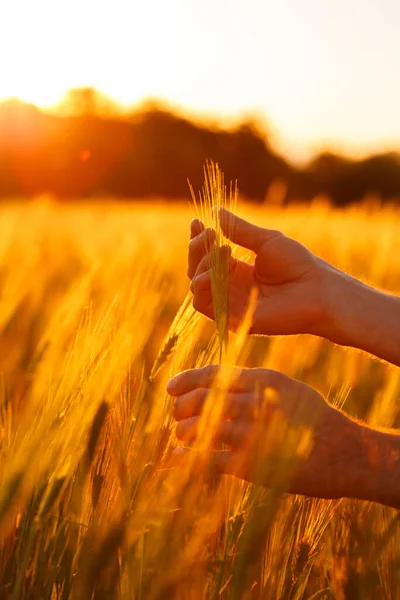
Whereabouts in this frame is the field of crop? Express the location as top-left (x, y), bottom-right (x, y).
top-left (0, 196), bottom-right (399, 599)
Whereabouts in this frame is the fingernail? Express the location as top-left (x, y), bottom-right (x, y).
top-left (167, 376), bottom-right (179, 394)
top-left (191, 218), bottom-right (204, 235)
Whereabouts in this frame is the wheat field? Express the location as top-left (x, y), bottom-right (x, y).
top-left (0, 196), bottom-right (399, 599)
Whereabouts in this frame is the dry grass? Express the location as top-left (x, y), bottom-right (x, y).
top-left (0, 192), bottom-right (398, 599)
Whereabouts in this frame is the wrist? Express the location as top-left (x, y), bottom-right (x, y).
top-left (293, 408), bottom-right (368, 501)
top-left (345, 423), bottom-right (400, 509)
top-left (314, 262), bottom-right (377, 349)
top-left (316, 265), bottom-right (400, 365)
top-left (315, 414), bottom-right (400, 508)
top-left (292, 407), bottom-right (400, 508)
top-left (321, 412), bottom-right (371, 501)
top-left (324, 270), bottom-right (368, 347)
top-left (308, 259), bottom-right (357, 344)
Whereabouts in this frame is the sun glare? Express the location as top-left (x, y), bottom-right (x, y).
top-left (0, 85), bottom-right (65, 110)
top-left (0, 0), bottom-right (165, 110)
top-left (1, 0), bottom-right (399, 159)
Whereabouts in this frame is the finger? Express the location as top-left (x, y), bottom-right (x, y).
top-left (168, 366), bottom-right (285, 397)
top-left (194, 246), bottom-right (234, 279)
top-left (191, 274), bottom-right (215, 320)
top-left (188, 228), bottom-right (217, 279)
top-left (167, 447), bottom-right (224, 482)
top-left (173, 388), bottom-right (210, 420)
top-left (190, 270), bottom-right (211, 294)
top-left (169, 447), bottom-right (243, 482)
top-left (193, 254), bottom-right (211, 278)
top-left (170, 446), bottom-right (246, 482)
top-left (175, 416), bottom-right (201, 443)
top-left (168, 365), bottom-right (220, 396)
top-left (214, 450), bottom-right (245, 477)
top-left (173, 389), bottom-right (270, 421)
top-left (190, 218), bottom-right (204, 239)
top-left (217, 207), bottom-right (282, 254)
top-left (176, 417), bottom-right (247, 447)
top-left (214, 450), bottom-right (278, 486)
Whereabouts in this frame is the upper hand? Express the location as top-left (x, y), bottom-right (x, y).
top-left (188, 208), bottom-right (336, 336)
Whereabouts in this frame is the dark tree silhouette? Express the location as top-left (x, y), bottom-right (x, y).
top-left (0, 89), bottom-right (399, 205)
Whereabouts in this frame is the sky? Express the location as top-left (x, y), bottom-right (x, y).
top-left (1, 0), bottom-right (399, 162)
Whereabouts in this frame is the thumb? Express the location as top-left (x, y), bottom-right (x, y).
top-left (217, 207), bottom-right (279, 253)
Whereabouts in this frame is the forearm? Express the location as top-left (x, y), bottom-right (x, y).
top-left (321, 267), bottom-right (400, 367)
top-left (343, 419), bottom-right (400, 509)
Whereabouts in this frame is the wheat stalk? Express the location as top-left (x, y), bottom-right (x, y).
top-left (150, 291), bottom-right (198, 381)
top-left (188, 161), bottom-right (238, 361)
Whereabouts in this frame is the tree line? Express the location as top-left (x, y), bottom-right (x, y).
top-left (0, 89), bottom-right (399, 205)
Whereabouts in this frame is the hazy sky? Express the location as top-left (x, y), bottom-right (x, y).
top-left (1, 0), bottom-right (399, 161)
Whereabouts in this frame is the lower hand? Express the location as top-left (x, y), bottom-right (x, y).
top-left (168, 365), bottom-right (359, 500)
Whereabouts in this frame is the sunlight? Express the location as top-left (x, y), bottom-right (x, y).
top-left (1, 0), bottom-right (399, 159)
top-left (0, 0), bottom-right (167, 109)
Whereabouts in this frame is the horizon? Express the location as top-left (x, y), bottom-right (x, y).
top-left (1, 0), bottom-right (400, 163)
top-left (2, 91), bottom-right (400, 168)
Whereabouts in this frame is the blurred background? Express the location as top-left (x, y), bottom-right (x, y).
top-left (1, 4), bottom-right (400, 597)
top-left (1, 0), bottom-right (399, 206)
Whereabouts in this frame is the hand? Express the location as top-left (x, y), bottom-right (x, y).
top-left (168, 365), bottom-right (359, 500)
top-left (188, 208), bottom-right (338, 336)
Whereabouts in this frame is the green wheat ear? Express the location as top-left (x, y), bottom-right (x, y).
top-left (150, 291), bottom-right (196, 381)
top-left (188, 160), bottom-right (238, 360)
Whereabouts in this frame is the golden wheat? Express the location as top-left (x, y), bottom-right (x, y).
top-left (0, 196), bottom-right (397, 598)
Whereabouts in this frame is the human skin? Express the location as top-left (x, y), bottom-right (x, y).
top-left (168, 366), bottom-right (400, 509)
top-left (171, 209), bottom-right (400, 508)
top-left (188, 209), bottom-right (400, 367)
